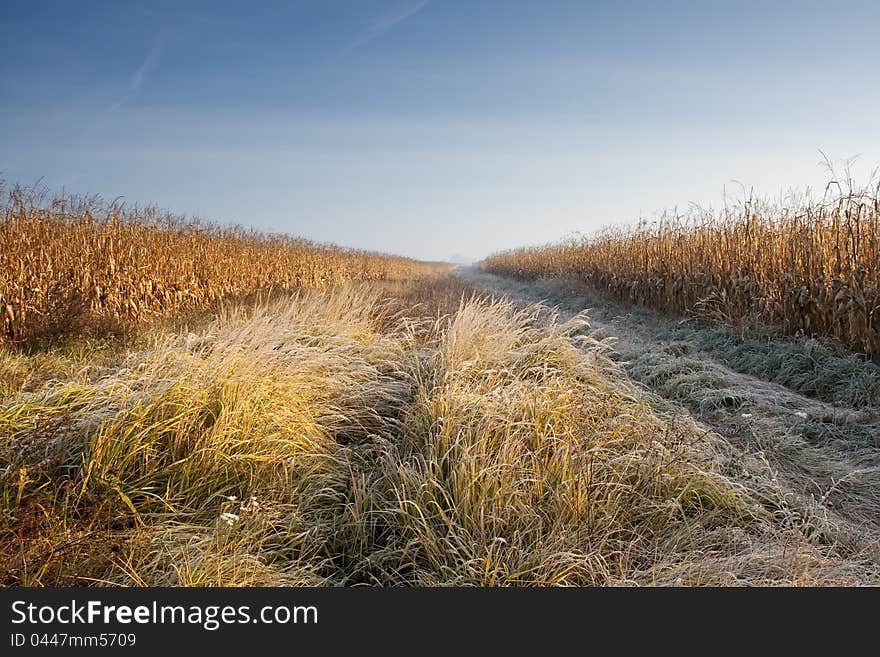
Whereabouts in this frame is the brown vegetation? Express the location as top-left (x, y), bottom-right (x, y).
top-left (0, 183), bottom-right (447, 346)
top-left (481, 182), bottom-right (880, 356)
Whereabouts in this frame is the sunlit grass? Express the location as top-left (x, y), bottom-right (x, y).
top-left (2, 278), bottom-right (872, 586)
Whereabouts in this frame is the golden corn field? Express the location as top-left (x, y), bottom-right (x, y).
top-left (0, 183), bottom-right (447, 345)
top-left (3, 180), bottom-right (880, 588)
top-left (7, 0), bottom-right (880, 605)
top-left (482, 184), bottom-right (880, 356)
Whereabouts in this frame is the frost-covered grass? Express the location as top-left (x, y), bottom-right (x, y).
top-left (2, 278), bottom-right (875, 586)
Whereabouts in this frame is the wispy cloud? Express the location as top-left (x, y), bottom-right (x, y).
top-left (335, 0), bottom-right (431, 60)
top-left (108, 30), bottom-right (165, 113)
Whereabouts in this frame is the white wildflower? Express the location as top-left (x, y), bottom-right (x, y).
top-left (241, 496), bottom-right (260, 512)
top-left (220, 512), bottom-right (239, 526)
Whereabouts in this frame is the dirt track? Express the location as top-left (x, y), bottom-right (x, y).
top-left (460, 268), bottom-right (880, 554)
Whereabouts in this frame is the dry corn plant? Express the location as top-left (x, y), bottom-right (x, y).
top-left (0, 181), bottom-right (449, 346)
top-left (482, 179), bottom-right (880, 356)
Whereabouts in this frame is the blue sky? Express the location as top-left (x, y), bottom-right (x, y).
top-left (3, 1), bottom-right (879, 261)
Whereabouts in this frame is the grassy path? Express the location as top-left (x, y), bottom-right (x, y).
top-left (4, 275), bottom-right (879, 585)
top-left (460, 268), bottom-right (880, 549)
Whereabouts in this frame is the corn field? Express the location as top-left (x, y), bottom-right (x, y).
top-left (482, 183), bottom-right (880, 356)
top-left (0, 183), bottom-right (445, 345)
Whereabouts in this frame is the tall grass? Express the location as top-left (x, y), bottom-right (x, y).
top-left (0, 182), bottom-right (447, 346)
top-left (2, 280), bottom-right (872, 585)
top-left (481, 181), bottom-right (880, 356)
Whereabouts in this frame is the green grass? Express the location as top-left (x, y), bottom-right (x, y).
top-left (489, 272), bottom-right (880, 412)
top-left (658, 325), bottom-right (880, 410)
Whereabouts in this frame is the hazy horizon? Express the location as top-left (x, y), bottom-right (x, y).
top-left (3, 0), bottom-right (880, 261)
